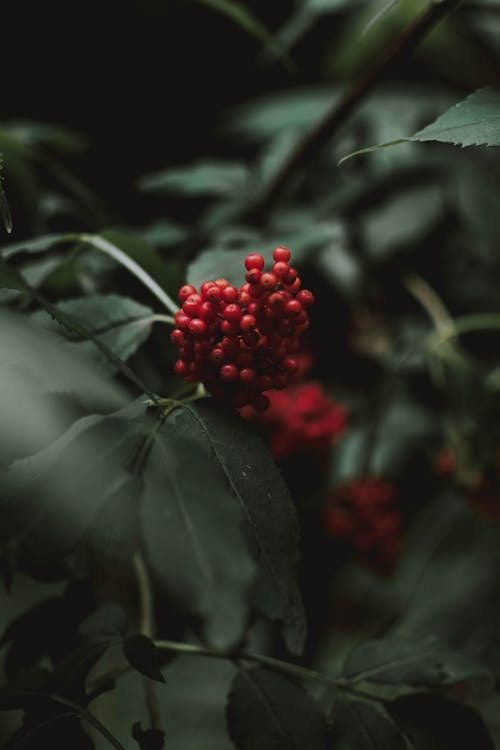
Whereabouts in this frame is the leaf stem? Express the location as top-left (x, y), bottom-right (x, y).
top-left (134, 553), bottom-right (164, 736)
top-left (154, 639), bottom-right (381, 702)
top-left (246, 0), bottom-right (463, 218)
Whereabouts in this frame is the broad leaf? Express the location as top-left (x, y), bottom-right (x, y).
top-left (340, 88), bottom-right (500, 163)
top-left (138, 160), bottom-right (249, 198)
top-left (0, 258), bottom-right (30, 292)
top-left (165, 402), bottom-right (306, 654)
top-left (342, 635), bottom-right (489, 689)
top-left (329, 695), bottom-right (412, 750)
top-left (227, 668), bottom-right (327, 750)
top-left (411, 87), bottom-right (500, 147)
top-left (141, 421), bottom-right (256, 650)
top-left (33, 294), bottom-right (155, 368)
top-left (1, 400), bottom-right (257, 651)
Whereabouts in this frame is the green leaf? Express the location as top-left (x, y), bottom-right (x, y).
top-left (342, 635), bottom-right (489, 689)
top-left (141, 421), bottom-right (256, 650)
top-left (0, 154), bottom-right (12, 234)
top-left (0, 257), bottom-right (30, 292)
top-left (123, 635), bottom-right (165, 683)
top-left (138, 160), bottom-right (250, 198)
top-left (5, 120), bottom-right (87, 153)
top-left (2, 399), bottom-right (257, 650)
top-left (192, 0), bottom-right (293, 70)
top-left (226, 668), bottom-right (327, 750)
top-left (329, 695), bottom-right (413, 750)
top-left (0, 232), bottom-right (68, 258)
top-left (411, 87), bottom-right (500, 146)
top-left (33, 294), bottom-right (155, 368)
top-left (340, 88), bottom-right (500, 163)
top-left (165, 402), bottom-right (305, 655)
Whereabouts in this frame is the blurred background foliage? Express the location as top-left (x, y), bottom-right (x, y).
top-left (3, 0), bottom-right (500, 748)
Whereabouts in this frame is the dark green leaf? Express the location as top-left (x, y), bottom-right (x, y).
top-left (0, 258), bottom-right (30, 292)
top-left (340, 88), bottom-right (500, 162)
top-left (123, 635), bottom-right (165, 683)
top-left (100, 229), bottom-right (176, 292)
top-left (342, 635), bottom-right (489, 688)
top-left (0, 232), bottom-right (69, 258)
top-left (411, 87), bottom-right (500, 147)
top-left (138, 160), bottom-right (249, 197)
top-left (141, 423), bottom-right (256, 650)
top-left (34, 294), bottom-right (154, 368)
top-left (165, 401), bottom-right (305, 655)
top-left (329, 695), bottom-right (412, 750)
top-left (227, 668), bottom-right (327, 750)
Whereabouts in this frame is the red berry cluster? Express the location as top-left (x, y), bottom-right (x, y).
top-left (434, 447), bottom-right (500, 522)
top-left (243, 382), bottom-right (347, 460)
top-left (324, 477), bottom-right (402, 572)
top-left (171, 247), bottom-right (314, 410)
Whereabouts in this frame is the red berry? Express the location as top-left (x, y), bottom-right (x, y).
top-left (188, 318), bottom-right (207, 337)
top-left (239, 291), bottom-right (251, 307)
top-left (175, 359), bottom-right (188, 376)
top-left (246, 268), bottom-right (261, 285)
top-left (287, 278), bottom-right (301, 294)
top-left (240, 314), bottom-right (256, 331)
top-left (210, 348), bottom-right (225, 365)
top-left (183, 294), bottom-right (202, 317)
top-left (221, 319), bottom-right (239, 335)
top-left (240, 368), bottom-right (256, 385)
top-left (243, 330), bottom-right (260, 347)
top-left (284, 268), bottom-right (298, 285)
top-left (201, 281), bottom-right (216, 297)
top-left (268, 292), bottom-right (286, 311)
top-left (249, 284), bottom-right (264, 299)
top-left (223, 285), bottom-right (239, 303)
top-left (260, 272), bottom-right (278, 291)
top-left (215, 278), bottom-right (229, 289)
top-left (297, 289), bottom-right (314, 308)
top-left (285, 299), bottom-right (302, 317)
top-left (223, 304), bottom-right (242, 323)
top-left (179, 284), bottom-right (197, 301)
top-left (206, 286), bottom-right (222, 304)
top-left (283, 357), bottom-right (299, 374)
top-left (272, 262), bottom-right (289, 278)
top-left (170, 329), bottom-right (185, 345)
top-left (199, 301), bottom-right (217, 321)
top-left (273, 246), bottom-right (291, 263)
top-left (220, 364), bottom-right (239, 382)
top-left (174, 312), bottom-right (191, 331)
top-left (245, 253), bottom-right (265, 271)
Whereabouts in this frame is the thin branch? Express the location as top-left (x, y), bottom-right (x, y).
top-left (134, 554), bottom-right (164, 736)
top-left (154, 639), bottom-right (381, 702)
top-left (246, 0), bottom-right (463, 219)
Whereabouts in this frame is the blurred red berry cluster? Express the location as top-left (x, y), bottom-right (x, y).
top-left (171, 247), bottom-right (313, 410)
top-left (324, 477), bottom-right (402, 572)
top-left (244, 382), bottom-right (347, 460)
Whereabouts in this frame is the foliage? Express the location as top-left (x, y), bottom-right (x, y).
top-left (2, 1), bottom-right (500, 749)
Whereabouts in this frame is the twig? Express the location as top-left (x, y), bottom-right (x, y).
top-left (134, 554), bottom-right (164, 736)
top-left (246, 0), bottom-right (463, 219)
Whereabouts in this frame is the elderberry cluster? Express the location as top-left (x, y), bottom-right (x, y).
top-left (171, 247), bottom-right (314, 410)
top-left (324, 477), bottom-right (402, 572)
